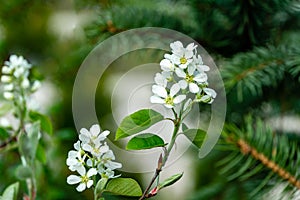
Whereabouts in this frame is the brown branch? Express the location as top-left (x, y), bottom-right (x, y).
top-left (237, 139), bottom-right (300, 189)
top-left (0, 135), bottom-right (17, 149)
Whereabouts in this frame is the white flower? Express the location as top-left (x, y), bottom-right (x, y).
top-left (66, 141), bottom-right (87, 172)
top-left (67, 167), bottom-right (97, 192)
top-left (5, 55), bottom-right (31, 70)
top-left (82, 141), bottom-right (109, 157)
top-left (176, 66), bottom-right (208, 93)
top-left (150, 83), bottom-right (186, 108)
top-left (196, 88), bottom-right (217, 104)
top-left (79, 124), bottom-right (109, 145)
top-left (98, 166), bottom-right (120, 179)
top-left (192, 55), bottom-right (210, 72)
top-left (101, 150), bottom-right (122, 170)
top-left (169, 41), bottom-right (197, 69)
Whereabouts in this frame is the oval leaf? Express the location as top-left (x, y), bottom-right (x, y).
top-left (29, 111), bottom-right (53, 135)
top-left (104, 178), bottom-right (142, 197)
top-left (158, 173), bottom-right (183, 190)
top-left (1, 182), bottom-right (19, 200)
top-left (94, 178), bottom-right (108, 199)
top-left (183, 129), bottom-right (206, 148)
top-left (115, 109), bottom-right (164, 140)
top-left (126, 133), bottom-right (165, 150)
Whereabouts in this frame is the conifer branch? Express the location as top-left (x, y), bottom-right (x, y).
top-left (237, 139), bottom-right (300, 190)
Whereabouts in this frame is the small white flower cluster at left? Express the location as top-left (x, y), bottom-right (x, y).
top-left (1, 55), bottom-right (40, 100)
top-left (150, 41), bottom-right (217, 110)
top-left (66, 124), bottom-right (122, 192)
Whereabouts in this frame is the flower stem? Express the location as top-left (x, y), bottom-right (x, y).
top-left (139, 114), bottom-right (181, 200)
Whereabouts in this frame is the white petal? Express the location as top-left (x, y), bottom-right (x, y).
top-left (186, 43), bottom-right (197, 51)
top-left (74, 141), bottom-right (81, 150)
top-left (173, 95), bottom-right (186, 104)
top-left (105, 161), bottom-right (122, 170)
top-left (87, 168), bottom-right (98, 177)
top-left (170, 84), bottom-right (180, 97)
top-left (67, 175), bottom-right (81, 185)
top-left (175, 68), bottom-right (186, 78)
top-left (197, 64), bottom-right (210, 72)
top-left (164, 104), bottom-right (174, 108)
top-left (103, 150), bottom-right (115, 160)
top-left (179, 63), bottom-right (188, 69)
top-left (189, 83), bottom-right (200, 93)
top-left (87, 180), bottom-right (93, 188)
top-left (170, 41), bottom-right (183, 51)
top-left (90, 124), bottom-right (100, 136)
top-left (80, 128), bottom-right (89, 135)
top-left (194, 73), bottom-right (208, 83)
top-left (97, 130), bottom-right (110, 141)
top-left (150, 96), bottom-right (165, 104)
top-left (160, 59), bottom-right (171, 71)
top-left (66, 157), bottom-right (77, 166)
top-left (204, 88), bottom-right (217, 98)
top-left (77, 165), bottom-right (86, 176)
top-left (82, 144), bottom-right (92, 152)
top-left (178, 80), bottom-right (188, 89)
top-left (154, 73), bottom-right (167, 87)
top-left (76, 183), bottom-right (86, 192)
top-left (187, 65), bottom-right (196, 75)
top-left (185, 50), bottom-right (194, 59)
top-left (152, 85), bottom-right (167, 98)
top-left (100, 145), bottom-right (110, 153)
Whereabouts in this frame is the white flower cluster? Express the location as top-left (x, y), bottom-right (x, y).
top-left (66, 124), bottom-right (122, 192)
top-left (1, 55), bottom-right (40, 100)
top-left (150, 41), bottom-right (217, 109)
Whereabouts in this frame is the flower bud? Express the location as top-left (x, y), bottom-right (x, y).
top-left (13, 67), bottom-right (26, 78)
top-left (4, 83), bottom-right (14, 91)
top-left (3, 92), bottom-right (14, 100)
top-left (1, 66), bottom-right (13, 74)
top-left (21, 78), bottom-right (30, 89)
top-left (1, 75), bottom-right (12, 83)
top-left (31, 80), bottom-right (41, 91)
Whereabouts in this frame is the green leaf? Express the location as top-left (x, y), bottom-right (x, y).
top-left (36, 143), bottom-right (47, 164)
top-left (183, 129), bottom-right (206, 148)
top-left (181, 123), bottom-right (188, 132)
top-left (104, 178), bottom-right (142, 197)
top-left (18, 122), bottom-right (40, 162)
top-left (29, 111), bottom-right (53, 135)
top-left (0, 182), bottom-right (19, 200)
top-left (0, 127), bottom-right (10, 140)
top-left (126, 133), bottom-right (165, 150)
top-left (0, 103), bottom-right (13, 116)
top-left (15, 165), bottom-right (32, 180)
top-left (158, 173), bottom-right (183, 190)
top-left (95, 178), bottom-right (108, 199)
top-left (115, 109), bottom-right (164, 140)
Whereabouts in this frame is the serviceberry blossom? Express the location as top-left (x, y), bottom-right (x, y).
top-left (150, 83), bottom-right (186, 108)
top-left (1, 55), bottom-right (40, 100)
top-left (150, 41), bottom-right (217, 111)
top-left (66, 124), bottom-right (122, 192)
top-left (67, 166), bottom-right (97, 192)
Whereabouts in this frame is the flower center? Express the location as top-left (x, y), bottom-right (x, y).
top-left (180, 57), bottom-right (187, 64)
top-left (185, 74), bottom-right (194, 83)
top-left (165, 96), bottom-right (174, 105)
top-left (81, 175), bottom-right (89, 183)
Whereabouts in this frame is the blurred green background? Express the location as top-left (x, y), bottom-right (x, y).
top-left (1, 0), bottom-right (300, 199)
